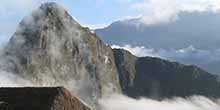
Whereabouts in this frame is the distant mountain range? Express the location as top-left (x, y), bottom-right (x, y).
top-left (96, 11), bottom-right (220, 50)
top-left (95, 11), bottom-right (220, 75)
top-left (1, 2), bottom-right (220, 109)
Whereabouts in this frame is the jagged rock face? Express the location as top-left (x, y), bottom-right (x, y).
top-left (113, 49), bottom-right (220, 99)
top-left (0, 87), bottom-right (90, 110)
top-left (3, 3), bottom-right (121, 108)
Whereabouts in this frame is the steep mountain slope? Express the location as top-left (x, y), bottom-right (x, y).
top-left (113, 49), bottom-right (220, 99)
top-left (2, 3), bottom-right (121, 108)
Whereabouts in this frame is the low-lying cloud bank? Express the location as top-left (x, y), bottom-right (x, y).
top-left (99, 95), bottom-right (220, 110)
top-left (112, 44), bottom-right (220, 74)
top-left (1, 69), bottom-right (220, 110)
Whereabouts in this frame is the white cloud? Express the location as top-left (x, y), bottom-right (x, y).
top-left (0, 71), bottom-right (33, 87)
top-left (210, 0), bottom-right (220, 12)
top-left (112, 45), bottom-right (160, 57)
top-left (82, 23), bottom-right (110, 30)
top-left (111, 45), bottom-right (220, 62)
top-left (130, 0), bottom-right (220, 24)
top-left (99, 94), bottom-right (220, 110)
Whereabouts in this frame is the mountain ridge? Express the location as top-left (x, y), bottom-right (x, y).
top-left (113, 49), bottom-right (220, 99)
top-left (96, 11), bottom-right (220, 50)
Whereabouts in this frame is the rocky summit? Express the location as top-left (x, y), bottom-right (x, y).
top-left (2, 2), bottom-right (120, 108)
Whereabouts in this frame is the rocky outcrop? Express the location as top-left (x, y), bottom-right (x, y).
top-left (0, 87), bottom-right (90, 110)
top-left (113, 49), bottom-right (220, 99)
top-left (2, 2), bottom-right (121, 108)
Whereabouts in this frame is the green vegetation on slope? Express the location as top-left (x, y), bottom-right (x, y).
top-left (113, 49), bottom-right (220, 99)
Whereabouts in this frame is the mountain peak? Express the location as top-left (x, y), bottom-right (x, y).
top-left (4, 2), bottom-right (121, 108)
top-left (9, 2), bottom-right (80, 53)
top-left (39, 2), bottom-right (69, 18)
top-left (40, 2), bottom-right (64, 10)
top-left (15, 2), bottom-right (77, 33)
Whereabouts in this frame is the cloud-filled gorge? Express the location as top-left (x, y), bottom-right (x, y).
top-left (99, 95), bottom-right (220, 110)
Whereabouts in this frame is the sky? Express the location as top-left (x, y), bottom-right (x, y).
top-left (0, 0), bottom-right (220, 42)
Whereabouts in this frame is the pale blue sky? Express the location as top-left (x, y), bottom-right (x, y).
top-left (0, 0), bottom-right (219, 42)
top-left (49, 0), bottom-right (141, 26)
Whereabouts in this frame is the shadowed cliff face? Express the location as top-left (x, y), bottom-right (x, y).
top-left (113, 49), bottom-right (220, 99)
top-left (112, 49), bottom-right (137, 91)
top-left (2, 3), bottom-right (121, 108)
